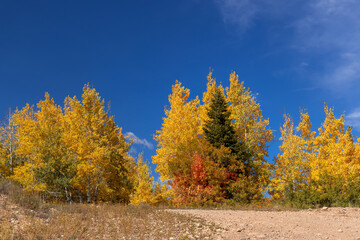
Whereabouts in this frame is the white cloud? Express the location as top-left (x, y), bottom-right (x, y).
top-left (293, 0), bottom-right (360, 92)
top-left (346, 108), bottom-right (360, 130)
top-left (300, 62), bottom-right (309, 67)
top-left (323, 54), bottom-right (360, 92)
top-left (214, 0), bottom-right (258, 32)
top-left (126, 132), bottom-right (154, 149)
top-left (214, 0), bottom-right (298, 32)
top-left (214, 0), bottom-right (360, 94)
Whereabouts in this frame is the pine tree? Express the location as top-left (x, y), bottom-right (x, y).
top-left (203, 88), bottom-right (237, 151)
top-left (203, 87), bottom-right (245, 169)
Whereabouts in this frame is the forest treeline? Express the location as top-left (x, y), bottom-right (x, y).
top-left (0, 84), bottom-right (169, 204)
top-left (1, 73), bottom-right (360, 207)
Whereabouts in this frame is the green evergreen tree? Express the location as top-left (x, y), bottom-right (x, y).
top-left (203, 88), bottom-right (248, 170)
top-left (203, 88), bottom-right (237, 150)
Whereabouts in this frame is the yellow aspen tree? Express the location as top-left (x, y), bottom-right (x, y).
top-left (306, 106), bottom-right (358, 205)
top-left (272, 114), bottom-right (308, 200)
top-left (99, 119), bottom-right (134, 203)
top-left (310, 106), bottom-right (349, 183)
top-left (226, 72), bottom-right (273, 201)
top-left (64, 84), bottom-right (132, 203)
top-left (297, 111), bottom-right (316, 162)
top-left (226, 72), bottom-right (273, 161)
top-left (10, 93), bottom-right (74, 200)
top-left (295, 111), bottom-right (314, 189)
top-left (130, 153), bottom-right (156, 205)
top-left (0, 111), bottom-right (19, 177)
top-left (12, 104), bottom-right (36, 159)
top-left (153, 180), bottom-right (171, 205)
top-left (10, 104), bottom-right (46, 191)
top-left (338, 127), bottom-right (360, 206)
top-left (336, 126), bottom-right (356, 186)
top-left (152, 81), bottom-right (200, 181)
top-left (353, 140), bottom-right (360, 179)
top-left (0, 143), bottom-right (6, 177)
top-left (350, 138), bottom-right (360, 203)
top-left (33, 93), bottom-right (75, 201)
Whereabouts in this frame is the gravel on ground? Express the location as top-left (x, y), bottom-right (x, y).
top-left (171, 207), bottom-right (360, 240)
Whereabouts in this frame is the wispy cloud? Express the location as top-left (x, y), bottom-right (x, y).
top-left (126, 132), bottom-right (154, 149)
top-left (214, 0), bottom-right (258, 33)
top-left (214, 0), bottom-right (300, 33)
top-left (293, 0), bottom-right (360, 93)
top-left (346, 108), bottom-right (360, 130)
top-left (214, 0), bottom-right (360, 94)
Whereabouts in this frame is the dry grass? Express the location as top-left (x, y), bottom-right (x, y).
top-left (0, 179), bottom-right (42, 211)
top-left (171, 199), bottom-right (301, 212)
top-left (0, 180), bottom-right (222, 240)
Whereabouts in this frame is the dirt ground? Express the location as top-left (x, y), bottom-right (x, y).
top-left (172, 207), bottom-right (360, 240)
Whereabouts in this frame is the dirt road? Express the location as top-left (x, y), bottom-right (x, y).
top-left (172, 208), bottom-right (360, 240)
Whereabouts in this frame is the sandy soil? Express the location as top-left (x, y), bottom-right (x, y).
top-left (172, 207), bottom-right (360, 240)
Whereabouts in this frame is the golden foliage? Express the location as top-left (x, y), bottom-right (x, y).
top-left (10, 94), bottom-right (66, 192)
top-left (273, 106), bottom-right (360, 206)
top-left (63, 84), bottom-right (132, 203)
top-left (153, 72), bottom-right (273, 204)
top-left (226, 72), bottom-right (273, 159)
top-left (0, 112), bottom-right (19, 177)
top-left (130, 154), bottom-right (156, 205)
top-left (2, 84), bottom-right (132, 203)
top-left (272, 114), bottom-right (309, 199)
top-left (152, 81), bottom-right (200, 181)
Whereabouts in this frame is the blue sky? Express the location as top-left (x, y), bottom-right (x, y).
top-left (1, 1), bottom-right (360, 180)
